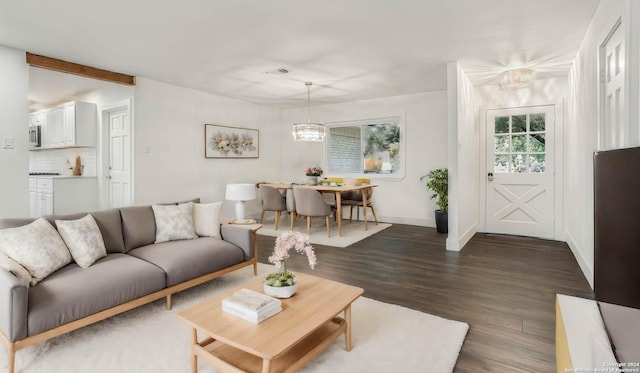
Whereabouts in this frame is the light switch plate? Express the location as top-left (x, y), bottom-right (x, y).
top-left (3, 137), bottom-right (14, 149)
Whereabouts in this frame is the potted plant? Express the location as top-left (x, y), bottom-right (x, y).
top-left (304, 165), bottom-right (323, 185)
top-left (420, 168), bottom-right (448, 233)
top-left (264, 231), bottom-right (317, 298)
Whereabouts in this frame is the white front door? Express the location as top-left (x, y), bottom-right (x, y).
top-left (485, 106), bottom-right (555, 239)
top-left (108, 107), bottom-right (131, 208)
top-left (600, 21), bottom-right (625, 150)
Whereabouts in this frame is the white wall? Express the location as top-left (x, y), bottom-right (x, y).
top-left (475, 78), bottom-right (567, 242)
top-left (565, 0), bottom-right (635, 288)
top-left (133, 78), bottom-right (282, 218)
top-left (280, 92), bottom-right (448, 227)
top-left (447, 62), bottom-right (479, 251)
top-left (0, 46), bottom-right (29, 218)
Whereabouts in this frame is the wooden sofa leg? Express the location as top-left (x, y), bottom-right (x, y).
top-left (8, 344), bottom-right (15, 373)
top-left (166, 294), bottom-right (172, 310)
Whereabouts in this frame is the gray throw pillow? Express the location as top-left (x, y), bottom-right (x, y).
top-left (56, 214), bottom-right (107, 268)
top-left (152, 202), bottom-right (197, 243)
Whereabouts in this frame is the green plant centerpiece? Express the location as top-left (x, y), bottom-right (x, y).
top-left (420, 168), bottom-right (448, 233)
top-left (264, 231), bottom-right (317, 298)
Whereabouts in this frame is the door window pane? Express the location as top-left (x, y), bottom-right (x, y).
top-left (494, 155), bottom-right (509, 173)
top-left (512, 115), bottom-right (526, 132)
top-left (512, 135), bottom-right (527, 152)
top-left (529, 133), bottom-right (545, 152)
top-left (494, 135), bottom-right (509, 153)
top-left (528, 154), bottom-right (546, 173)
top-left (495, 116), bottom-right (509, 134)
top-left (510, 155), bottom-right (527, 173)
top-left (530, 113), bottom-right (545, 132)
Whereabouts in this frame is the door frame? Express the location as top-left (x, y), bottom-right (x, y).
top-left (479, 102), bottom-right (564, 241)
top-left (98, 99), bottom-right (134, 209)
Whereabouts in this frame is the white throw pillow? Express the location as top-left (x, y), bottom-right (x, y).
top-left (0, 252), bottom-right (32, 286)
top-left (152, 202), bottom-right (197, 243)
top-left (0, 218), bottom-right (71, 285)
top-left (56, 214), bottom-right (107, 268)
top-left (193, 202), bottom-right (223, 239)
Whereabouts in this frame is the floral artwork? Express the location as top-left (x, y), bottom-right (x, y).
top-left (204, 124), bottom-right (259, 158)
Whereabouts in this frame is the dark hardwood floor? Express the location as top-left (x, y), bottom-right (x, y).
top-left (256, 223), bottom-right (593, 372)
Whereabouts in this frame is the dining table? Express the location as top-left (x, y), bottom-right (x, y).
top-left (262, 183), bottom-right (377, 237)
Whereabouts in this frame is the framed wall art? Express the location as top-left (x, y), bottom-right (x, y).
top-left (204, 124), bottom-right (259, 158)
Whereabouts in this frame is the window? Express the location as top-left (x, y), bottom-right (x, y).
top-left (493, 113), bottom-right (546, 173)
top-left (327, 116), bottom-right (402, 177)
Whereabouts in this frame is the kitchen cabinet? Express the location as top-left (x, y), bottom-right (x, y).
top-left (63, 101), bottom-right (97, 147)
top-left (29, 177), bottom-right (53, 217)
top-left (29, 176), bottom-right (97, 217)
top-left (31, 101), bottom-right (97, 149)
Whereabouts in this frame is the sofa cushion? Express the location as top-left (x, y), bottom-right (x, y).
top-left (193, 202), bottom-right (222, 239)
top-left (48, 210), bottom-right (126, 254)
top-left (128, 237), bottom-right (244, 287)
top-left (120, 206), bottom-right (156, 252)
top-left (0, 218), bottom-right (72, 286)
top-left (0, 252), bottom-right (32, 286)
top-left (0, 218), bottom-right (35, 230)
top-left (56, 214), bottom-right (107, 268)
top-left (27, 253), bottom-right (166, 336)
top-left (151, 202), bottom-right (197, 243)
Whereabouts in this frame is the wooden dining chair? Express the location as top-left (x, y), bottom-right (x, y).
top-left (259, 185), bottom-right (287, 230)
top-left (293, 187), bottom-right (332, 237)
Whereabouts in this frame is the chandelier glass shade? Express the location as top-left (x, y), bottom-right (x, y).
top-left (292, 82), bottom-right (325, 142)
top-left (498, 68), bottom-right (532, 90)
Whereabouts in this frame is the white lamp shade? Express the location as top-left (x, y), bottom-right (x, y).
top-left (225, 183), bottom-right (256, 201)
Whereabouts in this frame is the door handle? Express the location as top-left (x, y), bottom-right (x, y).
top-left (488, 172), bottom-right (494, 181)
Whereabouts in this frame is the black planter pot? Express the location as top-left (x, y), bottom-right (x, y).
top-left (435, 210), bottom-right (448, 233)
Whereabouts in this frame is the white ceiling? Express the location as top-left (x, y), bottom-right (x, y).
top-left (0, 0), bottom-right (600, 109)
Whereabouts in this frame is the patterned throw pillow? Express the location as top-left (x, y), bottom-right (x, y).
top-left (0, 218), bottom-right (72, 285)
top-left (0, 252), bottom-right (32, 286)
top-left (56, 214), bottom-right (107, 268)
top-left (193, 202), bottom-right (223, 239)
top-left (152, 202), bottom-right (197, 243)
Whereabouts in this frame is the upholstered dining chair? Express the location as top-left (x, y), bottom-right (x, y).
top-left (259, 185), bottom-right (287, 230)
top-left (286, 189), bottom-right (297, 230)
top-left (293, 186), bottom-right (332, 237)
top-left (341, 184), bottom-right (378, 225)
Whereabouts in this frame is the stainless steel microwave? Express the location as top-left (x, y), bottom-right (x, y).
top-left (29, 125), bottom-right (41, 148)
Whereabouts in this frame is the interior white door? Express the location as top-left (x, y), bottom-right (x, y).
top-left (108, 108), bottom-right (131, 208)
top-left (600, 21), bottom-right (625, 150)
top-left (486, 106), bottom-right (555, 239)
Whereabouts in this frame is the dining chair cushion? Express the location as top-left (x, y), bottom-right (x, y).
top-left (293, 187), bottom-right (331, 217)
top-left (260, 185), bottom-right (287, 211)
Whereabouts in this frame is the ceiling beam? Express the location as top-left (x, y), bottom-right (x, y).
top-left (26, 52), bottom-right (135, 86)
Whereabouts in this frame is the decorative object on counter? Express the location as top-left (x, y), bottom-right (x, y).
top-left (420, 168), bottom-right (448, 233)
top-left (72, 156), bottom-right (82, 176)
top-left (264, 231), bottom-right (316, 298)
top-left (292, 82), bottom-right (325, 142)
top-left (304, 165), bottom-right (323, 185)
top-left (205, 124), bottom-right (259, 158)
top-left (225, 183), bottom-right (257, 224)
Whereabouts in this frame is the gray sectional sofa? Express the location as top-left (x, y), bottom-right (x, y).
top-left (0, 203), bottom-right (259, 373)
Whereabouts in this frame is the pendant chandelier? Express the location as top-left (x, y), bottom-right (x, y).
top-left (292, 82), bottom-right (325, 142)
top-left (498, 68), bottom-right (533, 90)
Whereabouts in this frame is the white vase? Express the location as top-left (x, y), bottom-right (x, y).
top-left (306, 176), bottom-right (318, 185)
top-left (264, 282), bottom-right (298, 298)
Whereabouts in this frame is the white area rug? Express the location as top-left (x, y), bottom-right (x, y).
top-left (0, 265), bottom-right (468, 373)
top-left (258, 216), bottom-right (392, 248)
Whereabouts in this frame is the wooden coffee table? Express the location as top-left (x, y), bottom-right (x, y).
top-left (177, 272), bottom-right (364, 373)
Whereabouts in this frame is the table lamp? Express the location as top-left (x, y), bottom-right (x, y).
top-left (225, 183), bottom-right (256, 224)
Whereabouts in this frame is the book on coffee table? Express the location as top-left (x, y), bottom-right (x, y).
top-left (222, 288), bottom-right (282, 324)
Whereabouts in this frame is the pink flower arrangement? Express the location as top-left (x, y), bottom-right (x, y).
top-left (305, 165), bottom-right (323, 177)
top-left (268, 231), bottom-right (317, 271)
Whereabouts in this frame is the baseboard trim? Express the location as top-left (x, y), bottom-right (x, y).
top-left (459, 222), bottom-right (478, 250)
top-left (565, 231), bottom-right (594, 289)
